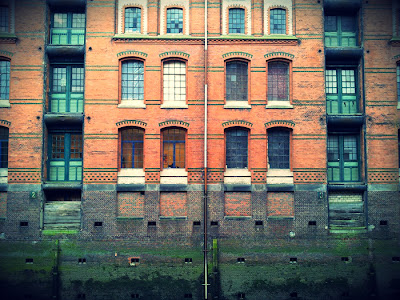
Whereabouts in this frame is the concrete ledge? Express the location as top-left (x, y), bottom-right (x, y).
top-left (324, 0), bottom-right (361, 12)
top-left (160, 184), bottom-right (188, 192)
top-left (159, 216), bottom-right (187, 220)
top-left (47, 0), bottom-right (86, 7)
top-left (46, 45), bottom-right (85, 58)
top-left (327, 184), bottom-right (367, 192)
top-left (368, 184), bottom-right (399, 192)
top-left (295, 184), bottom-right (326, 192)
top-left (267, 184), bottom-right (295, 192)
top-left (84, 184), bottom-right (116, 192)
top-left (160, 102), bottom-right (188, 109)
top-left (116, 217), bottom-right (144, 220)
top-left (224, 216), bottom-right (252, 220)
top-left (44, 113), bottom-right (84, 126)
top-left (43, 182), bottom-right (82, 191)
top-left (0, 100), bottom-right (10, 108)
top-left (224, 101), bottom-right (252, 109)
top-left (224, 184), bottom-right (252, 192)
top-left (116, 184), bottom-right (145, 192)
top-left (267, 216), bottom-right (295, 220)
top-left (8, 184), bottom-right (42, 192)
top-left (0, 184), bottom-right (7, 192)
top-left (118, 100), bottom-right (146, 109)
top-left (325, 47), bottom-right (363, 62)
top-left (327, 115), bottom-right (364, 128)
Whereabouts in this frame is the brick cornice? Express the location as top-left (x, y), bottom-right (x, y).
top-left (265, 120), bottom-right (295, 129)
top-left (264, 51), bottom-right (294, 59)
top-left (159, 51), bottom-right (190, 59)
top-left (222, 51), bottom-right (253, 59)
top-left (0, 120), bottom-right (11, 127)
top-left (159, 120), bottom-right (190, 128)
top-left (117, 50), bottom-right (148, 58)
top-left (222, 120), bottom-right (253, 128)
top-left (116, 120), bottom-right (147, 128)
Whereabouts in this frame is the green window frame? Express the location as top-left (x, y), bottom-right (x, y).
top-left (50, 65), bottom-right (84, 113)
top-left (48, 132), bottom-right (82, 181)
top-left (0, 126), bottom-right (8, 168)
top-left (51, 12), bottom-right (85, 45)
top-left (324, 15), bottom-right (357, 47)
top-left (327, 134), bottom-right (360, 182)
top-left (326, 67), bottom-right (357, 114)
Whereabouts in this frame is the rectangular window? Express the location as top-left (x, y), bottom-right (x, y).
top-left (327, 135), bottom-right (359, 182)
top-left (121, 128), bottom-right (144, 168)
top-left (121, 60), bottom-right (144, 100)
top-left (226, 128), bottom-right (248, 169)
top-left (324, 15), bottom-right (357, 47)
top-left (51, 12), bottom-right (85, 45)
top-left (0, 127), bottom-right (8, 168)
top-left (50, 65), bottom-right (84, 113)
top-left (163, 60), bottom-right (186, 102)
top-left (226, 61), bottom-right (248, 101)
top-left (163, 128), bottom-right (185, 168)
top-left (268, 61), bottom-right (289, 101)
top-left (268, 129), bottom-right (290, 169)
top-left (48, 132), bottom-right (82, 181)
top-left (0, 60), bottom-right (10, 100)
top-left (270, 8), bottom-right (286, 34)
top-left (326, 68), bottom-right (357, 114)
top-left (229, 8), bottom-right (245, 34)
top-left (0, 6), bottom-right (8, 32)
top-left (125, 7), bottom-right (141, 33)
top-left (166, 8), bottom-right (183, 34)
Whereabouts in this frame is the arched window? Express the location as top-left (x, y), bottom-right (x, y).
top-left (163, 60), bottom-right (186, 102)
top-left (166, 8), bottom-right (183, 33)
top-left (268, 61), bottom-right (289, 101)
top-left (229, 8), bottom-right (245, 34)
top-left (270, 8), bottom-right (286, 34)
top-left (0, 59), bottom-right (10, 100)
top-left (0, 126), bottom-right (8, 168)
top-left (162, 128), bottom-right (185, 168)
top-left (121, 60), bottom-right (144, 101)
top-left (125, 7), bottom-right (141, 33)
top-left (226, 127), bottom-right (248, 169)
top-left (120, 127), bottom-right (144, 168)
top-left (226, 61), bottom-right (248, 101)
top-left (268, 128), bottom-right (290, 169)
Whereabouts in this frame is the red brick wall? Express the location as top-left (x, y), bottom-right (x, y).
top-left (267, 192), bottom-right (294, 217)
top-left (160, 192), bottom-right (187, 217)
top-left (118, 192), bottom-right (144, 218)
top-left (224, 192), bottom-right (251, 216)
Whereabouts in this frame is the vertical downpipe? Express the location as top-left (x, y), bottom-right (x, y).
top-left (203, 1), bottom-right (209, 299)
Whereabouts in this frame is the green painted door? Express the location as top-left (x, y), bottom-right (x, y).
top-left (325, 15), bottom-right (357, 47)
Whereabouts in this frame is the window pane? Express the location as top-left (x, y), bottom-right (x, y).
top-left (343, 136), bottom-right (357, 161)
top-left (72, 13), bottom-right (85, 28)
top-left (51, 135), bottom-right (65, 159)
top-left (229, 8), bottom-right (245, 34)
top-left (71, 67), bottom-right (84, 92)
top-left (226, 61), bottom-right (248, 101)
top-left (53, 13), bottom-right (68, 28)
top-left (226, 128), bottom-right (248, 168)
top-left (325, 69), bottom-right (337, 94)
top-left (0, 6), bottom-right (8, 32)
top-left (268, 129), bottom-right (290, 169)
top-left (167, 8), bottom-right (183, 33)
top-left (324, 16), bottom-right (337, 32)
top-left (397, 65), bottom-right (400, 104)
top-left (327, 135), bottom-right (339, 161)
top-left (163, 128), bottom-right (185, 168)
top-left (122, 60), bottom-right (144, 100)
top-left (121, 128), bottom-right (144, 168)
top-left (125, 7), bottom-right (141, 33)
top-left (52, 67), bottom-right (67, 93)
top-left (341, 69), bottom-right (355, 94)
top-left (163, 60), bottom-right (186, 101)
top-left (341, 16), bottom-right (356, 32)
top-left (70, 134), bottom-right (82, 159)
top-left (268, 62), bottom-right (289, 101)
top-left (270, 9), bottom-right (286, 34)
top-left (0, 127), bottom-right (8, 168)
top-left (0, 60), bottom-right (10, 100)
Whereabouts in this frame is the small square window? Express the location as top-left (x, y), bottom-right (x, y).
top-left (270, 8), bottom-right (286, 34)
top-left (229, 8), bottom-right (245, 34)
top-left (125, 8), bottom-right (141, 33)
top-left (166, 8), bottom-right (183, 34)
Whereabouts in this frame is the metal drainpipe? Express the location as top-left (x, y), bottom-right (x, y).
top-left (203, 1), bottom-right (209, 299)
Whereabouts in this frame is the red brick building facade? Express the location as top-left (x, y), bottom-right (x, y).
top-left (0, 0), bottom-right (399, 241)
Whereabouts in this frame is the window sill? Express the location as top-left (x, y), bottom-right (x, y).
top-left (267, 169), bottom-right (294, 184)
top-left (0, 100), bottom-right (11, 108)
top-left (224, 216), bottom-right (252, 220)
top-left (118, 100), bottom-right (146, 109)
top-left (160, 169), bottom-right (188, 185)
top-left (159, 216), bottom-right (187, 220)
top-left (118, 168), bottom-right (145, 184)
top-left (224, 168), bottom-right (251, 185)
top-left (224, 102), bottom-right (251, 109)
top-left (160, 102), bottom-right (188, 109)
top-left (397, 103), bottom-right (400, 110)
top-left (266, 101), bottom-right (293, 109)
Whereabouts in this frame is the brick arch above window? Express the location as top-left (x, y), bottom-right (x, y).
top-left (0, 51), bottom-right (13, 59)
top-left (117, 50), bottom-right (148, 59)
top-left (117, 1), bottom-right (148, 34)
top-left (159, 120), bottom-right (189, 129)
top-left (264, 52), bottom-right (294, 60)
top-left (0, 120), bottom-right (10, 128)
top-left (264, 0), bottom-right (293, 36)
top-left (222, 51), bottom-right (253, 60)
top-left (264, 120), bottom-right (295, 130)
top-left (116, 120), bottom-right (147, 128)
top-left (222, 120), bottom-right (253, 129)
top-left (222, 0), bottom-right (252, 35)
top-left (159, 51), bottom-right (190, 60)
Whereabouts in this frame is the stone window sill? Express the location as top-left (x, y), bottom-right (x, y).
top-left (160, 102), bottom-right (188, 109)
top-left (224, 101), bottom-right (251, 109)
top-left (118, 100), bottom-right (146, 109)
top-left (0, 100), bottom-right (11, 108)
top-left (266, 101), bottom-right (293, 109)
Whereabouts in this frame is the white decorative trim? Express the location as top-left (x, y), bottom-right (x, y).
top-left (265, 101), bottom-right (293, 109)
top-left (118, 100), bottom-right (146, 108)
top-left (117, 169), bottom-right (145, 184)
top-left (264, 0), bottom-right (293, 36)
top-left (224, 168), bottom-right (251, 185)
top-left (224, 101), bottom-right (251, 109)
top-left (222, 0), bottom-right (252, 36)
top-left (160, 101), bottom-right (188, 109)
top-left (0, 100), bottom-right (11, 108)
top-left (266, 169), bottom-right (294, 184)
top-left (117, 0), bottom-right (148, 34)
top-left (160, 168), bottom-right (188, 184)
top-left (160, 0), bottom-right (190, 35)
